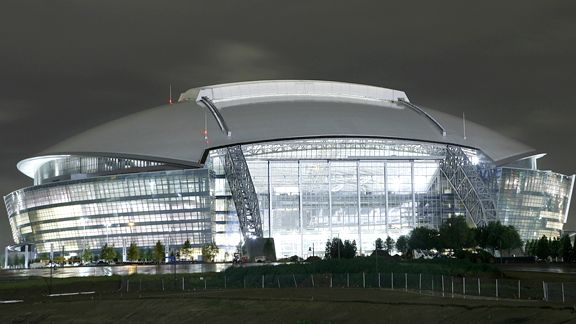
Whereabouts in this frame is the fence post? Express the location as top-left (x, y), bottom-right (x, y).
top-left (562, 283), bottom-right (565, 303)
top-left (463, 277), bottom-right (465, 297)
top-left (243, 276), bottom-right (246, 289)
top-left (431, 275), bottom-right (434, 292)
top-left (391, 273), bottom-right (394, 290)
top-left (542, 281), bottom-right (546, 301)
top-left (182, 277), bottom-right (185, 291)
top-left (363, 272), bottom-right (365, 289)
top-left (347, 273), bottom-right (350, 288)
top-left (224, 276), bottom-right (227, 289)
top-left (162, 279), bottom-right (165, 291)
top-left (293, 274), bottom-right (297, 288)
top-left (204, 277), bottom-right (207, 290)
top-left (330, 274), bottom-right (333, 288)
top-left (441, 275), bottom-right (445, 297)
top-left (311, 274), bottom-right (315, 288)
top-left (419, 273), bottom-right (422, 293)
top-left (277, 277), bottom-right (280, 288)
top-left (405, 273), bottom-right (408, 292)
top-left (451, 277), bottom-right (454, 298)
top-left (262, 275), bottom-right (265, 289)
top-left (495, 279), bottom-right (498, 299)
top-left (127, 279), bottom-right (130, 293)
top-left (378, 273), bottom-right (381, 288)
top-left (517, 280), bottom-right (520, 299)
top-left (477, 277), bottom-right (480, 296)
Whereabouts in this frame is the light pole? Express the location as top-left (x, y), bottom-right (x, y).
top-left (308, 242), bottom-right (315, 258)
top-left (81, 218), bottom-right (87, 257)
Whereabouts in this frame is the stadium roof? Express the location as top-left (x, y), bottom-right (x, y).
top-left (17, 80), bottom-right (535, 178)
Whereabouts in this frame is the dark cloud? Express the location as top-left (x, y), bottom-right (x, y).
top-left (1, 0), bottom-right (576, 247)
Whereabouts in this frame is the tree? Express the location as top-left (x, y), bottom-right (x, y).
top-left (560, 235), bottom-right (574, 262)
top-left (549, 237), bottom-right (561, 259)
top-left (81, 247), bottom-right (93, 263)
top-left (500, 225), bottom-right (523, 254)
top-left (325, 238), bottom-right (344, 259)
top-left (342, 240), bottom-right (357, 259)
top-left (142, 248), bottom-right (153, 262)
top-left (536, 235), bottom-right (550, 260)
top-left (438, 216), bottom-right (475, 251)
top-left (201, 242), bottom-right (219, 262)
top-left (476, 221), bottom-right (522, 255)
top-left (384, 236), bottom-right (395, 253)
top-left (53, 255), bottom-right (65, 265)
top-left (180, 239), bottom-right (193, 261)
top-left (128, 242), bottom-right (139, 261)
top-left (375, 238), bottom-right (384, 251)
top-left (100, 243), bottom-right (117, 262)
top-left (408, 227), bottom-right (439, 251)
top-left (153, 241), bottom-right (165, 263)
top-left (524, 239), bottom-right (537, 256)
top-left (396, 235), bottom-right (409, 255)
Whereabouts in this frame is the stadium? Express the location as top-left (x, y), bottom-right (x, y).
top-left (3, 80), bottom-right (574, 262)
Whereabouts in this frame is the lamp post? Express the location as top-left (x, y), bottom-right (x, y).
top-left (308, 242), bottom-right (315, 258)
top-left (81, 218), bottom-right (87, 257)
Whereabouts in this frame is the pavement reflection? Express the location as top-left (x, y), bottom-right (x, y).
top-left (0, 263), bottom-right (232, 278)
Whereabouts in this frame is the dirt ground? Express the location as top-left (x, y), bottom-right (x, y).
top-left (1, 288), bottom-right (575, 324)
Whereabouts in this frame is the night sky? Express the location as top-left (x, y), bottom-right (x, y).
top-left (1, 1), bottom-right (575, 248)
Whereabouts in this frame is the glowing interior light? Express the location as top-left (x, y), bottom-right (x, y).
top-left (470, 156), bottom-right (479, 165)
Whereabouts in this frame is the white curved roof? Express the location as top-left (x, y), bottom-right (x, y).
top-left (18, 80), bottom-right (535, 178)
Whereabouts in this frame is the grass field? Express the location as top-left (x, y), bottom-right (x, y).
top-left (2, 288), bottom-right (576, 323)
top-left (1, 262), bottom-right (576, 323)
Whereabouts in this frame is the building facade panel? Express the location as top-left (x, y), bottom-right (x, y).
top-left (4, 169), bottom-right (213, 256)
top-left (495, 167), bottom-right (574, 241)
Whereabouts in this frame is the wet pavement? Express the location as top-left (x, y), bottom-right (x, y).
top-left (0, 263), bottom-right (231, 278)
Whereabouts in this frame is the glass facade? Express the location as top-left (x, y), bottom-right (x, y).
top-left (34, 155), bottom-right (183, 185)
top-left (4, 169), bottom-right (213, 256)
top-left (495, 167), bottom-right (573, 241)
top-left (3, 137), bottom-right (574, 259)
top-left (207, 138), bottom-right (468, 258)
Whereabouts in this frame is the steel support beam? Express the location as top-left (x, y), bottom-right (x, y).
top-left (440, 145), bottom-right (497, 227)
top-left (224, 145), bottom-right (263, 240)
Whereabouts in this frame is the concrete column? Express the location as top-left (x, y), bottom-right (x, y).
top-left (267, 161), bottom-right (272, 238)
top-left (4, 246), bottom-right (8, 269)
top-left (298, 161), bottom-right (304, 259)
top-left (328, 161), bottom-right (333, 239)
top-left (411, 161), bottom-right (416, 227)
top-left (122, 238), bottom-right (127, 262)
top-left (356, 161), bottom-right (362, 255)
top-left (384, 162), bottom-right (389, 236)
top-left (165, 239), bottom-right (170, 263)
top-left (24, 245), bottom-right (29, 269)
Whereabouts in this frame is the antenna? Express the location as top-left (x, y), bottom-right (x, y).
top-left (169, 84), bottom-right (173, 105)
top-left (463, 112), bottom-right (467, 140)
